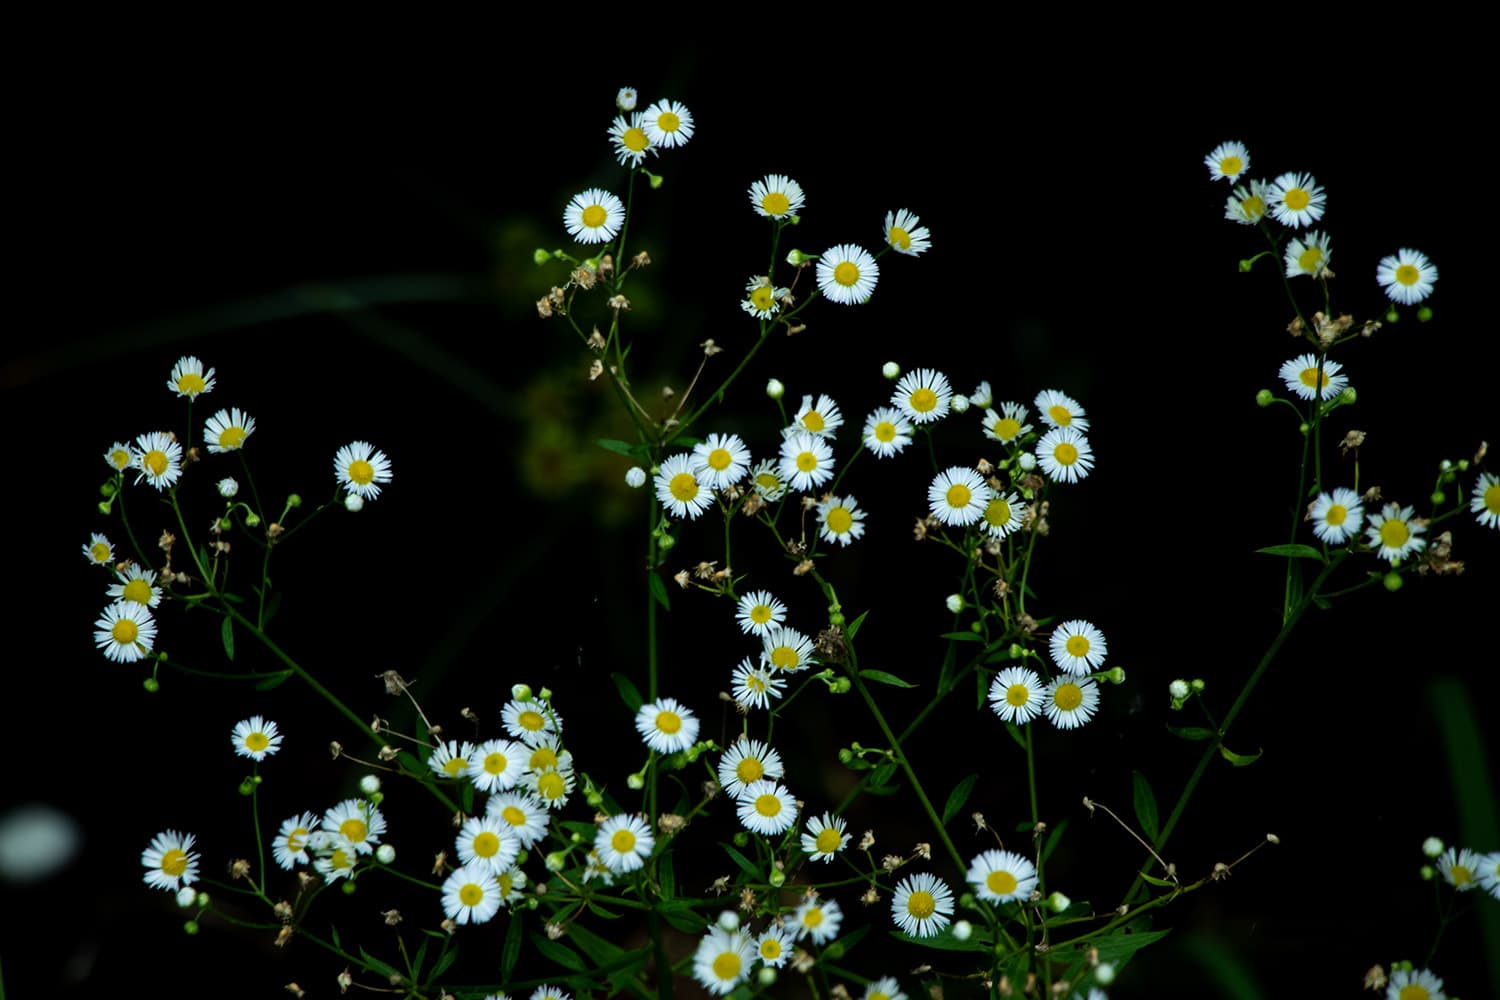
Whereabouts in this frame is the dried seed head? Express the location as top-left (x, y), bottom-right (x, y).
top-left (382, 909), bottom-right (402, 926)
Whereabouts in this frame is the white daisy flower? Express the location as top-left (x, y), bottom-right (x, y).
top-left (272, 812), bottom-right (318, 869)
top-left (141, 830), bottom-right (199, 891)
top-left (742, 276), bottom-right (787, 319)
top-left (1034, 389), bottom-right (1089, 432)
top-left (692, 432), bottom-right (752, 489)
top-left (749, 174), bottom-right (805, 219)
top-left (793, 393), bottom-right (844, 438)
top-left (801, 812), bottom-right (849, 863)
top-left (521, 732), bottom-right (572, 775)
top-left (107, 563), bottom-right (162, 607)
top-left (817, 494), bottom-right (866, 547)
top-left (1284, 230), bottom-right (1331, 278)
top-left (1278, 353), bottom-right (1348, 402)
top-left (730, 657), bottom-right (786, 710)
top-left (428, 739), bottom-right (477, 780)
top-left (333, 441), bottom-right (393, 500)
top-left (862, 406), bottom-right (914, 458)
top-left (467, 739), bottom-right (529, 793)
top-left (104, 441), bottom-right (133, 472)
top-left (1044, 677), bottom-right (1101, 730)
top-left (1476, 850), bottom-right (1500, 899)
top-left (203, 407), bottom-right (256, 453)
top-left (231, 715), bottom-right (283, 761)
top-left (929, 466), bottom-right (992, 526)
top-left (988, 666), bottom-right (1045, 725)
top-left (1377, 248), bottom-right (1439, 305)
top-left (596, 814), bottom-right (654, 874)
top-left (816, 243), bottom-right (879, 305)
top-left (753, 923), bottom-right (794, 967)
top-left (717, 738), bottom-right (785, 797)
top-left (748, 458), bottom-right (789, 502)
top-left (982, 492), bottom-right (1024, 539)
top-left (654, 453), bottom-right (713, 520)
top-left (1308, 488), bottom-right (1365, 545)
top-left (486, 791), bottom-right (551, 848)
top-left (891, 872), bottom-right (953, 938)
top-left (892, 368), bottom-right (952, 424)
top-left (442, 864), bottom-right (502, 925)
top-left (969, 381), bottom-right (993, 408)
top-left (1385, 967), bottom-right (1446, 1000)
top-left (1437, 846), bottom-right (1478, 891)
top-left (1473, 471), bottom-right (1500, 530)
top-left (692, 927), bottom-right (754, 996)
top-left (791, 894), bottom-right (842, 944)
top-left (525, 765), bottom-right (575, 810)
top-left (1224, 179), bottom-right (1270, 225)
top-left (1267, 171), bottom-right (1327, 229)
top-left (864, 976), bottom-right (908, 1000)
top-left (1204, 141), bottom-right (1250, 182)
top-left (456, 815), bottom-right (521, 875)
top-left (83, 532), bottom-right (114, 566)
top-left (133, 431), bottom-right (183, 491)
top-left (1365, 502), bottom-right (1427, 563)
top-left (778, 431), bottom-right (835, 493)
top-left (966, 848), bottom-right (1037, 904)
top-left (501, 699), bottom-right (560, 745)
top-left (167, 356), bottom-right (215, 398)
top-left (883, 208), bottom-right (931, 256)
top-left (616, 86), bottom-right (637, 111)
top-left (608, 113), bottom-right (653, 167)
top-left (563, 187), bottom-right (625, 244)
top-left (310, 834), bottom-right (357, 881)
top-left (94, 600), bottom-right (157, 663)
top-left (321, 798), bottom-right (386, 855)
top-left (642, 99), bottom-right (693, 147)
top-left (635, 697), bottom-right (699, 754)
top-left (735, 779), bottom-right (798, 836)
top-left (1050, 619), bottom-right (1108, 676)
top-left (735, 590), bottom-right (787, 635)
top-left (983, 402), bottom-right (1033, 445)
top-left (762, 624), bottom-right (816, 673)
top-left (1036, 427), bottom-right (1094, 484)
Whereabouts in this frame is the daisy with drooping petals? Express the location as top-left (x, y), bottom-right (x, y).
top-left (596, 814), bottom-right (655, 874)
top-left (892, 368), bottom-right (952, 425)
top-left (84, 532), bottom-right (114, 566)
top-left (817, 494), bottom-right (866, 547)
top-left (104, 441), bottom-right (133, 472)
top-left (779, 431), bottom-right (835, 493)
top-left (988, 666), bottom-right (1045, 725)
top-left (231, 715), bottom-right (283, 761)
top-left (272, 812), bottom-right (318, 869)
top-left (742, 276), bottom-right (787, 319)
top-left (749, 174), bottom-right (805, 219)
top-left (731, 657), bottom-right (786, 710)
top-left (107, 563), bottom-right (162, 607)
top-left (521, 732), bottom-right (572, 775)
top-left (133, 431), bottom-right (183, 491)
top-left (167, 356), bottom-right (215, 398)
top-left (863, 407), bottom-right (913, 458)
top-left (1204, 141), bottom-right (1249, 182)
top-left (442, 864), bottom-right (502, 925)
top-left (1267, 171), bottom-right (1326, 229)
top-left (748, 458), bottom-right (789, 502)
top-left (793, 394), bottom-right (843, 438)
top-left (501, 699), bottom-right (560, 745)
top-left (563, 188), bottom-right (625, 244)
top-left (864, 977), bottom-right (907, 1000)
top-left (929, 467), bottom-right (992, 526)
top-left (884, 209), bottom-right (931, 255)
top-left (1224, 179), bottom-right (1270, 225)
top-left (456, 815), bottom-right (521, 874)
top-left (1036, 427), bottom-right (1094, 484)
top-left (736, 779), bottom-right (798, 836)
top-left (967, 848), bottom-right (1038, 904)
top-left (203, 407), bottom-right (256, 453)
top-left (635, 697), bottom-right (699, 754)
top-left (816, 244), bottom-right (879, 305)
top-left (692, 433), bottom-right (752, 489)
top-left (983, 402), bottom-right (1032, 445)
top-left (1284, 230), bottom-right (1331, 278)
top-left (801, 812), bottom-right (849, 863)
top-left (142, 830), bottom-right (200, 891)
top-left (1034, 389), bottom-right (1090, 432)
top-left (642, 99), bottom-right (693, 148)
top-left (1309, 488), bottom-right (1365, 545)
top-left (692, 927), bottom-right (755, 996)
top-left (1377, 248), bottom-right (1439, 305)
top-left (654, 453), bottom-right (713, 520)
top-left (1365, 502), bottom-right (1426, 563)
top-left (891, 872), bottom-right (953, 938)
top-left (334, 441), bottom-right (392, 500)
top-left (1045, 677), bottom-right (1101, 730)
top-left (428, 740), bottom-right (477, 780)
top-left (762, 624), bottom-right (816, 673)
top-left (468, 739), bottom-right (529, 793)
top-left (718, 739), bottom-right (785, 796)
top-left (791, 894), bottom-right (842, 944)
top-left (1385, 967), bottom-right (1446, 1000)
top-left (1279, 353), bottom-right (1347, 402)
top-left (322, 799), bottom-right (386, 855)
top-left (1473, 471), bottom-right (1500, 529)
top-left (753, 922), bottom-right (794, 967)
top-left (486, 791), bottom-right (551, 848)
top-left (616, 87), bottom-right (637, 111)
top-left (95, 600), bottom-right (157, 663)
top-left (1437, 846), bottom-right (1478, 891)
top-left (736, 590), bottom-right (787, 635)
top-left (1050, 620), bottom-right (1107, 676)
top-left (609, 113), bottom-right (653, 167)
top-left (982, 492), bottom-right (1024, 539)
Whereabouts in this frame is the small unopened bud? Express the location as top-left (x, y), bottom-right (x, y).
top-left (245, 512), bottom-right (261, 527)
top-left (1255, 389), bottom-right (1274, 407)
top-left (881, 361), bottom-right (901, 380)
top-left (1420, 864), bottom-right (1435, 880)
top-left (768, 869), bottom-right (786, 887)
top-left (98, 500), bottom-right (113, 515)
top-left (785, 249), bottom-right (811, 266)
top-left (1190, 678), bottom-right (1206, 692)
top-left (218, 477), bottom-right (239, 498)
top-left (1017, 452), bottom-right (1037, 472)
top-left (1416, 305), bottom-right (1433, 322)
top-left (337, 968), bottom-right (353, 993)
top-left (625, 466), bottom-right (647, 488)
top-left (1422, 836), bottom-right (1445, 858)
top-left (545, 852), bottom-right (566, 872)
top-left (344, 494), bottom-right (364, 513)
top-left (758, 968), bottom-right (778, 986)
top-left (360, 775), bottom-right (382, 796)
top-left (286, 493), bottom-right (302, 508)
top-left (183, 920), bottom-right (200, 935)
top-left (1095, 962), bottom-right (1116, 986)
top-left (946, 594), bottom-right (964, 613)
top-left (1102, 666), bottom-right (1126, 684)
top-left (717, 910), bottom-right (740, 931)
top-left (1047, 891), bottom-right (1071, 913)
top-left (951, 395), bottom-right (970, 414)
top-left (143, 677), bottom-right (160, 693)
top-left (766, 378), bottom-right (785, 399)
top-left (1430, 490), bottom-right (1445, 505)
top-left (1383, 572), bottom-right (1403, 592)
top-left (831, 677), bottom-right (851, 694)
top-left (951, 919), bottom-right (972, 941)
top-left (1169, 679), bottom-right (1189, 699)
top-left (1339, 387), bottom-right (1357, 405)
top-left (376, 844), bottom-right (396, 865)
top-left (176, 887), bottom-right (198, 908)
top-left (627, 772), bottom-right (645, 790)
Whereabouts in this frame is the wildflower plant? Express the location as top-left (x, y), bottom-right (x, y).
top-left (78, 101), bottom-right (1498, 1000)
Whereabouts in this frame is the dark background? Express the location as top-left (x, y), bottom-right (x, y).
top-left (5, 47), bottom-right (1495, 999)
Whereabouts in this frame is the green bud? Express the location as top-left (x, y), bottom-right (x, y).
top-left (1417, 305), bottom-right (1433, 322)
top-left (512, 683), bottom-right (533, 701)
top-left (1339, 387), bottom-right (1357, 405)
top-left (1190, 678), bottom-right (1205, 692)
top-left (733, 831), bottom-right (749, 848)
top-left (1384, 572), bottom-right (1403, 593)
top-left (768, 869), bottom-right (786, 888)
top-left (1422, 836), bottom-right (1445, 858)
top-left (882, 362), bottom-right (901, 380)
top-left (832, 677), bottom-right (851, 694)
top-left (1298, 422), bottom-right (1310, 435)
top-left (829, 611), bottom-right (845, 627)
top-left (1103, 666), bottom-right (1126, 684)
top-left (785, 249), bottom-right (811, 266)
top-left (952, 919), bottom-right (973, 941)
top-left (757, 968), bottom-right (778, 987)
top-left (970, 621), bottom-right (983, 634)
top-left (657, 534), bottom-right (676, 551)
top-left (647, 171), bottom-right (664, 190)
top-left (183, 920), bottom-right (200, 935)
top-left (143, 677), bottom-right (160, 693)
top-left (1047, 891), bottom-right (1071, 913)
top-left (1386, 306), bottom-right (1400, 324)
top-left (286, 494), bottom-right (302, 508)
top-left (341, 880), bottom-right (357, 895)
top-left (1009, 643), bottom-right (1025, 660)
top-left (245, 513), bottom-right (261, 528)
top-left (100, 482), bottom-right (117, 498)
top-left (238, 779), bottom-right (256, 796)
top-left (538, 687), bottom-right (553, 701)
top-left (1456, 459), bottom-right (1470, 472)
top-left (545, 852), bottom-right (566, 872)
top-left (1431, 490), bottom-right (1445, 505)
top-left (684, 745), bottom-right (701, 763)
top-left (219, 518), bottom-right (233, 531)
top-left (626, 772), bottom-right (645, 790)
top-left (97, 501), bottom-right (113, 516)
top-left (1255, 388), bottom-right (1274, 408)
top-left (766, 378), bottom-right (785, 400)
top-left (532, 248), bottom-right (553, 266)
top-left (1238, 258), bottom-right (1255, 273)
top-left (838, 748), bottom-right (854, 764)
top-left (1419, 864), bottom-right (1435, 881)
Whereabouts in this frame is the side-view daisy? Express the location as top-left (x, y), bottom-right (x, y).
top-left (428, 739), bottom-right (477, 780)
top-left (142, 829), bottom-right (200, 891)
top-left (762, 624), bottom-right (816, 673)
top-left (1050, 619), bottom-right (1108, 676)
top-left (929, 466), bottom-right (992, 526)
top-left (692, 927), bottom-right (754, 996)
top-left (883, 209), bottom-right (931, 255)
top-left (1437, 846), bottom-right (1478, 891)
top-left (1284, 230), bottom-right (1331, 278)
top-left (272, 812), bottom-right (319, 869)
top-left (1279, 353), bottom-right (1348, 402)
top-left (1034, 389), bottom-right (1090, 432)
top-left (988, 666), bottom-right (1045, 724)
top-left (203, 407), bottom-right (256, 453)
top-left (642, 99), bottom-right (693, 148)
top-left (95, 600), bottom-right (157, 663)
top-left (816, 244), bottom-right (879, 305)
top-left (748, 458), bottom-right (789, 502)
top-left (654, 453), bottom-right (712, 520)
top-left (779, 432), bottom-right (835, 493)
top-left (1473, 471), bottom-right (1500, 530)
top-left (717, 738), bottom-right (786, 796)
top-left (730, 657), bottom-right (786, 710)
top-left (692, 432), bottom-right (752, 489)
top-left (967, 848), bottom-right (1038, 904)
top-left (167, 356), bottom-right (215, 398)
top-left (1365, 502), bottom-right (1427, 563)
top-left (1267, 171), bottom-right (1326, 228)
top-left (749, 174), bottom-right (805, 219)
top-left (735, 590), bottom-right (787, 635)
top-left (891, 872), bottom-right (953, 938)
top-left (1224, 179), bottom-right (1270, 225)
top-left (1377, 248), bottom-right (1439, 305)
top-left (862, 407), bottom-right (913, 458)
top-left (608, 113), bottom-right (653, 167)
top-left (596, 814), bottom-right (655, 874)
top-left (1308, 488), bottom-right (1365, 545)
top-left (790, 894), bottom-right (842, 944)
top-left (817, 494), bottom-right (867, 547)
top-left (84, 532), bottom-right (114, 566)
top-left (133, 431), bottom-right (184, 491)
top-left (231, 715), bottom-right (283, 761)
top-left (793, 394), bottom-right (844, 438)
top-left (104, 441), bottom-right (133, 472)
top-left (983, 402), bottom-right (1032, 445)
top-left (801, 812), bottom-right (849, 863)
top-left (563, 187), bottom-right (625, 244)
top-left (1036, 427), bottom-right (1094, 484)
top-left (736, 779), bottom-right (798, 836)
top-left (892, 367), bottom-right (952, 424)
top-left (334, 441), bottom-right (393, 500)
top-left (635, 697), bottom-right (700, 754)
top-left (1204, 141), bottom-right (1249, 182)
top-left (107, 563), bottom-right (161, 607)
top-left (1045, 677), bottom-right (1100, 730)
top-left (441, 864), bottom-right (502, 925)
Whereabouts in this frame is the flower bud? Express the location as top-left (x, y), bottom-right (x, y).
top-left (532, 248), bottom-right (553, 267)
top-left (766, 378), bottom-right (785, 400)
top-left (512, 684), bottom-right (533, 701)
top-left (359, 775), bottom-right (382, 796)
top-left (946, 594), bottom-right (964, 613)
top-left (1419, 864), bottom-right (1435, 881)
top-left (832, 677), bottom-right (851, 694)
top-left (627, 772), bottom-right (645, 790)
top-left (1430, 490), bottom-right (1445, 505)
top-left (176, 887), bottom-right (198, 908)
top-left (143, 677), bottom-right (160, 693)
top-left (1255, 389), bottom-right (1274, 407)
top-left (287, 494), bottom-right (302, 508)
top-left (1017, 452), bottom-right (1037, 472)
top-left (785, 249), bottom-right (811, 266)
top-left (217, 477), bottom-right (239, 498)
top-left (657, 533), bottom-right (676, 551)
top-left (1422, 836), bottom-right (1445, 858)
top-left (647, 171), bottom-right (664, 190)
top-left (1169, 679), bottom-right (1189, 699)
top-left (952, 919), bottom-right (972, 941)
top-left (376, 844), bottom-right (396, 864)
top-left (1047, 891), bottom-right (1071, 913)
top-left (1190, 678), bottom-right (1206, 692)
top-left (881, 361), bottom-right (901, 380)
top-left (625, 466), bottom-right (647, 488)
top-left (1339, 387), bottom-right (1357, 405)
top-left (245, 512), bottom-right (262, 527)
top-left (545, 852), bottom-right (566, 872)
top-left (100, 482), bottom-right (117, 498)
top-left (1095, 962), bottom-right (1117, 986)
top-left (343, 495), bottom-right (364, 513)
top-left (183, 920), bottom-right (200, 935)
top-left (717, 910), bottom-right (740, 931)
top-left (1383, 572), bottom-right (1403, 593)
top-left (1417, 306), bottom-right (1433, 322)
top-left (951, 395), bottom-right (970, 414)
top-left (97, 501), bottom-right (113, 516)
top-left (757, 968), bottom-right (778, 986)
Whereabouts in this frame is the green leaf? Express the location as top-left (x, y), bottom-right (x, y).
top-left (658, 852), bottom-right (675, 899)
top-left (359, 947), bottom-right (401, 980)
top-left (1132, 770), bottom-right (1159, 843)
top-left (863, 761), bottom-right (901, 796)
top-left (430, 945), bottom-right (458, 979)
top-left (648, 572), bottom-right (671, 611)
top-left (253, 670), bottom-right (294, 692)
top-left (220, 617), bottom-right (235, 661)
top-left (500, 913), bottom-right (523, 980)
top-left (1039, 817), bottom-right (1069, 866)
top-left (612, 672), bottom-right (644, 713)
top-left (1256, 543), bottom-right (1325, 561)
top-left (530, 933), bottom-right (587, 972)
top-left (1090, 926), bottom-right (1172, 966)
top-left (1312, 594), bottom-right (1332, 610)
top-left (1166, 725), bottom-right (1215, 742)
top-left (845, 609), bottom-right (870, 640)
top-left (1219, 744), bottom-right (1263, 767)
top-left (889, 926), bottom-right (989, 951)
top-left (942, 774), bottom-right (978, 826)
top-left (939, 630), bottom-right (982, 642)
top-left (861, 669), bottom-right (916, 688)
top-left (410, 937), bottom-right (429, 979)
top-left (331, 923), bottom-right (342, 949)
top-left (595, 438), bottom-right (637, 457)
top-left (659, 901), bottom-right (709, 934)
top-left (720, 843), bottom-right (761, 879)
top-left (1004, 722), bottom-right (1026, 751)
top-left (1139, 871), bottom-right (1176, 887)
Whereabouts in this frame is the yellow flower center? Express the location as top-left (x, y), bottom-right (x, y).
top-left (581, 204), bottom-right (607, 229)
top-left (340, 818), bottom-right (368, 843)
top-left (985, 499), bottom-right (1013, 527)
top-left (889, 225), bottom-right (912, 250)
top-left (736, 758), bottom-right (765, 783)
top-left (749, 285), bottom-right (776, 310)
top-left (802, 409), bottom-right (827, 433)
top-left (1395, 263), bottom-right (1420, 286)
top-left (530, 746), bottom-right (558, 770)
top-left (144, 450), bottom-right (169, 476)
top-left (622, 127), bottom-right (649, 152)
top-left (91, 542), bottom-right (111, 562)
top-left (658, 112), bottom-right (681, 133)
top-left (287, 828), bottom-right (308, 851)
top-left (473, 832), bottom-right (500, 858)
top-left (755, 793), bottom-right (782, 817)
top-left (245, 731), bottom-right (269, 752)
top-left (1219, 155), bottom-right (1243, 176)
top-left (796, 451), bottom-right (817, 472)
top-left (177, 373), bottom-right (206, 394)
top-left (498, 873), bottom-right (513, 894)
top-left (444, 757), bottom-right (467, 778)
top-left (1450, 864), bottom-right (1472, 886)
top-left (459, 882), bottom-right (484, 907)
top-left (519, 709), bottom-right (545, 731)
top-left (1284, 188), bottom-right (1310, 210)
top-left (1054, 683), bottom-right (1083, 711)
top-left (349, 459), bottom-right (375, 485)
top-left (755, 472), bottom-right (780, 491)
top-left (760, 938), bottom-right (782, 959)
top-left (1006, 684), bottom-right (1030, 707)
top-left (502, 806), bottom-right (526, 826)
top-left (1398, 986), bottom-right (1429, 1000)
top-left (1485, 484), bottom-right (1500, 513)
top-left (712, 952), bottom-right (741, 980)
top-left (770, 646), bottom-right (799, 670)
top-left (987, 870), bottom-right (1018, 895)
top-left (1326, 504), bottom-right (1347, 526)
top-left (160, 847), bottom-right (189, 877)
top-left (803, 907), bottom-right (823, 927)
top-left (109, 448), bottom-right (131, 469)
top-left (747, 675), bottom-right (766, 692)
top-left (1380, 519), bottom-right (1409, 548)
top-left (329, 848), bottom-right (351, 870)
top-left (946, 483), bottom-right (972, 508)
top-left (815, 828), bottom-right (843, 853)
top-left (1242, 195), bottom-right (1266, 219)
top-left (537, 772), bottom-right (565, 799)
top-left (1065, 635), bottom-right (1091, 657)
top-left (910, 387), bottom-right (937, 412)
top-left (750, 604), bottom-right (772, 624)
top-left (122, 579), bottom-right (152, 604)
top-left (219, 426), bottom-right (246, 449)
top-left (669, 472), bottom-right (699, 502)
top-left (826, 507), bottom-right (853, 534)
top-left (906, 890), bottom-right (936, 918)
top-left (1054, 442), bottom-right (1079, 466)
top-left (762, 192), bottom-right (790, 216)
top-left (611, 828), bottom-right (636, 853)
top-left (656, 711), bottom-right (681, 734)
top-left (1297, 246), bottom-right (1324, 273)
top-left (112, 618), bottom-right (138, 644)
top-left (875, 421), bottom-right (897, 442)
top-left (993, 417), bottom-right (1021, 440)
top-left (833, 261), bottom-right (860, 287)
top-left (484, 752), bottom-right (508, 775)
top-left (1047, 404), bottom-right (1072, 426)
